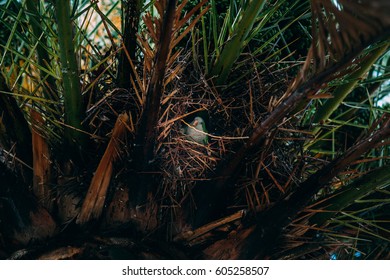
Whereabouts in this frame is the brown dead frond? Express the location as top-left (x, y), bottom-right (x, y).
top-left (31, 109), bottom-right (52, 210)
top-left (137, 0), bottom-right (209, 81)
top-left (290, 0), bottom-right (390, 93)
top-left (77, 113), bottom-right (129, 225)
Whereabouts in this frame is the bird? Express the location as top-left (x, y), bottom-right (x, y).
top-left (183, 116), bottom-right (208, 144)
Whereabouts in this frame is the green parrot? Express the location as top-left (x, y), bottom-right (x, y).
top-left (184, 116), bottom-right (208, 144)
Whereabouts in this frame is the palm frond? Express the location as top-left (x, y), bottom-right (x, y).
top-left (292, 0), bottom-right (390, 92)
top-left (31, 109), bottom-right (52, 210)
top-left (77, 113), bottom-right (129, 225)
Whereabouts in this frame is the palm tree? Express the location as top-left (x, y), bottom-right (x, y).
top-left (0, 0), bottom-right (389, 259)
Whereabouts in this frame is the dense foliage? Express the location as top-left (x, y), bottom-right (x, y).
top-left (0, 0), bottom-right (389, 259)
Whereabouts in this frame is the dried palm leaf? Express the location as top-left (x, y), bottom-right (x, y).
top-left (291, 0), bottom-right (390, 92)
top-left (31, 109), bottom-right (52, 210)
top-left (77, 113), bottom-right (129, 225)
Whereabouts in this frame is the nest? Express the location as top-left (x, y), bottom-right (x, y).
top-left (153, 58), bottom-right (304, 220)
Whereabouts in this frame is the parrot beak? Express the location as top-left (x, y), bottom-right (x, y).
top-left (193, 120), bottom-right (199, 126)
